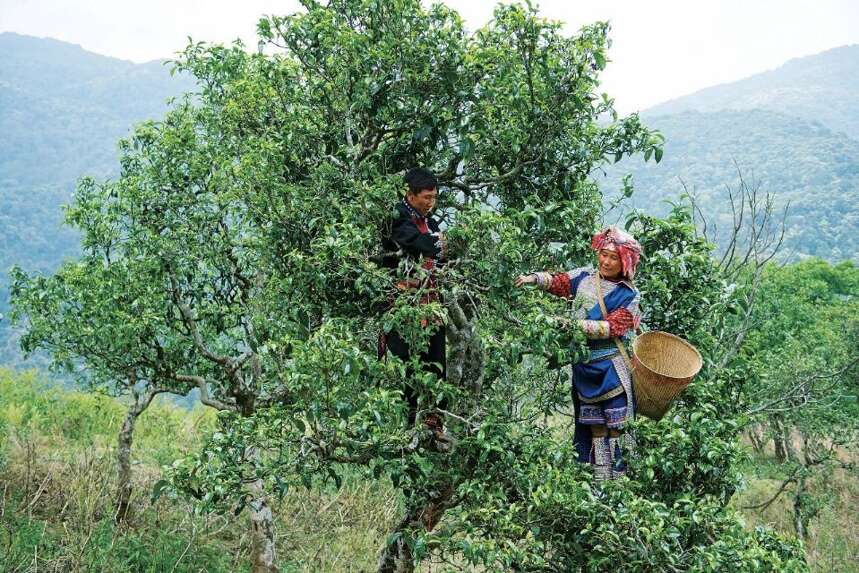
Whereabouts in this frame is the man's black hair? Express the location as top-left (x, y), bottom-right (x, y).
top-left (404, 167), bottom-right (438, 194)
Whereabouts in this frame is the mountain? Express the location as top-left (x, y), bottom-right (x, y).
top-left (0, 33), bottom-right (195, 366)
top-left (602, 45), bottom-right (859, 262)
top-left (2, 34), bottom-right (859, 365)
top-left (600, 109), bottom-right (859, 260)
top-left (0, 33), bottom-right (194, 188)
top-left (647, 44), bottom-right (859, 140)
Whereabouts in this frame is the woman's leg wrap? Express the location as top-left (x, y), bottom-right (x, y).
top-left (592, 436), bottom-right (612, 481)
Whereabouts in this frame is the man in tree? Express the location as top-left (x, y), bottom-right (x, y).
top-left (379, 167), bottom-right (448, 440)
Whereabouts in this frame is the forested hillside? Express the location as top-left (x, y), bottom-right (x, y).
top-left (1, 33), bottom-right (194, 187)
top-left (0, 33), bottom-right (194, 366)
top-left (601, 45), bottom-right (859, 262)
top-left (599, 109), bottom-right (859, 260)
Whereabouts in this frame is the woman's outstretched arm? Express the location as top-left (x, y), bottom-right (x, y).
top-left (514, 272), bottom-right (572, 298)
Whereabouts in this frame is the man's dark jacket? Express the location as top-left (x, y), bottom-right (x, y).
top-left (380, 199), bottom-right (443, 269)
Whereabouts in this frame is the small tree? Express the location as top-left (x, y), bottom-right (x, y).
top-left (739, 260), bottom-right (859, 539)
top-left (10, 249), bottom-right (194, 523)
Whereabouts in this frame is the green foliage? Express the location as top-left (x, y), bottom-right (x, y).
top-left (626, 203), bottom-right (723, 343)
top-left (733, 260), bottom-right (858, 540)
top-left (0, 369), bottom-right (405, 573)
top-left (0, 33), bottom-right (195, 368)
top-left (8, 2), bottom-right (812, 571)
top-left (741, 260), bottom-right (859, 432)
top-left (632, 404), bottom-right (743, 503)
top-left (601, 109), bottom-right (859, 261)
top-left (417, 436), bottom-right (804, 572)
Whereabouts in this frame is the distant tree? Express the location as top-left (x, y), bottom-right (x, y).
top-left (738, 260), bottom-right (859, 538)
top-left (10, 248), bottom-right (194, 523)
top-left (690, 171), bottom-right (858, 541)
top-left (11, 1), bottom-right (808, 571)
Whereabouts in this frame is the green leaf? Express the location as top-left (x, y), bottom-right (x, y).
top-left (150, 479), bottom-right (170, 502)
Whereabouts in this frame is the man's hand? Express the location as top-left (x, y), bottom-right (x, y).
top-left (514, 274), bottom-right (537, 287)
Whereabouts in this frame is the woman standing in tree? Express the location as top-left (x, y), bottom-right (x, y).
top-left (515, 228), bottom-right (643, 480)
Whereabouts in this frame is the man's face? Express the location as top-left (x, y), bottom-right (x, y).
top-left (597, 248), bottom-right (623, 279)
top-left (407, 188), bottom-right (438, 217)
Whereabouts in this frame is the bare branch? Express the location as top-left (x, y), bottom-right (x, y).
top-left (744, 356), bottom-right (859, 416)
top-left (682, 178), bottom-right (709, 243)
top-left (741, 466), bottom-right (800, 510)
top-left (174, 373), bottom-right (238, 412)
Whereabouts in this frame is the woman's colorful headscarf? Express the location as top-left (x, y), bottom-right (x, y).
top-left (591, 227), bottom-right (643, 280)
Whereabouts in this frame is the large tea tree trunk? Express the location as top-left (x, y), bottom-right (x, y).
top-left (747, 425), bottom-right (766, 455)
top-left (248, 477), bottom-right (277, 573)
top-left (239, 388), bottom-right (276, 573)
top-left (771, 415), bottom-right (794, 463)
top-left (377, 511), bottom-right (419, 573)
top-left (377, 485), bottom-right (456, 573)
top-left (116, 383), bottom-right (165, 523)
top-left (378, 298), bottom-right (481, 573)
top-left (172, 297), bottom-right (278, 572)
top-left (792, 434), bottom-right (818, 541)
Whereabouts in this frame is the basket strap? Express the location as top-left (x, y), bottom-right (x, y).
top-left (594, 274), bottom-right (634, 372)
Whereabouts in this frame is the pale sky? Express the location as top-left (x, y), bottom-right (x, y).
top-left (2, 0), bottom-right (857, 114)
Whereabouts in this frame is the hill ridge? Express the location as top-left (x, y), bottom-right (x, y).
top-left (645, 43), bottom-right (859, 141)
top-left (601, 107), bottom-right (859, 261)
top-left (0, 31), bottom-right (169, 67)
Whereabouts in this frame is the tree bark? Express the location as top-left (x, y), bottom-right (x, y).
top-left (115, 409), bottom-right (136, 523)
top-left (248, 475), bottom-right (277, 573)
top-left (747, 425), bottom-right (766, 455)
top-left (377, 510), bottom-right (417, 573)
top-left (772, 417), bottom-right (788, 463)
top-left (115, 384), bottom-right (161, 524)
top-left (792, 434), bottom-right (817, 540)
top-left (782, 424), bottom-right (796, 463)
top-left (377, 484), bottom-right (455, 573)
top-left (792, 474), bottom-right (808, 539)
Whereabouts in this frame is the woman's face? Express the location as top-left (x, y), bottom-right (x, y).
top-left (597, 248), bottom-right (623, 279)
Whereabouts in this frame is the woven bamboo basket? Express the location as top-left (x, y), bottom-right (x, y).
top-left (630, 331), bottom-right (702, 421)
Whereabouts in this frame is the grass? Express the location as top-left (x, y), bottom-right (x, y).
top-left (2, 368), bottom-right (857, 572)
top-left (0, 369), bottom-right (402, 573)
top-left (732, 444), bottom-right (859, 573)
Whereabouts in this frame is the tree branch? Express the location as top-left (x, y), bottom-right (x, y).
top-left (174, 373), bottom-right (238, 412)
top-left (741, 466), bottom-right (800, 510)
top-left (744, 356), bottom-right (859, 416)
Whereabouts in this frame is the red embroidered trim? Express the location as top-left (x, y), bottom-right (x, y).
top-left (606, 308), bottom-right (635, 337)
top-left (412, 216), bottom-right (436, 273)
top-left (548, 273), bottom-right (571, 297)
